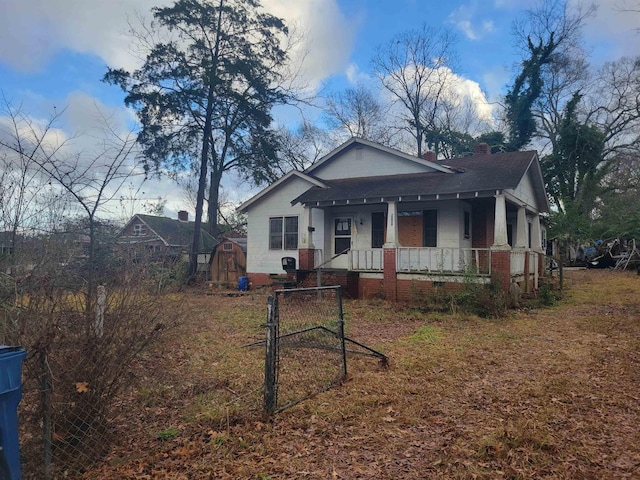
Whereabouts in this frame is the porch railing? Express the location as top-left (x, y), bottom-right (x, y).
top-left (528, 251), bottom-right (539, 275)
top-left (349, 249), bottom-right (383, 271)
top-left (397, 247), bottom-right (492, 275)
top-left (510, 250), bottom-right (527, 275)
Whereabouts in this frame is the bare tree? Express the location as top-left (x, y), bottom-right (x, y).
top-left (372, 24), bottom-right (458, 157)
top-left (274, 120), bottom-right (331, 176)
top-left (585, 57), bottom-right (640, 159)
top-left (324, 83), bottom-right (392, 144)
top-left (0, 103), bottom-right (141, 320)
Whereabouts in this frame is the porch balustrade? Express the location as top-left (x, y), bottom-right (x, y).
top-left (510, 250), bottom-right (527, 275)
top-left (528, 251), bottom-right (539, 274)
top-left (397, 247), bottom-right (492, 274)
top-left (348, 249), bottom-right (383, 271)
top-left (347, 247), bottom-right (491, 275)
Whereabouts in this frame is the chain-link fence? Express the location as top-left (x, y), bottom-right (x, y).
top-left (16, 290), bottom-right (174, 479)
top-left (263, 286), bottom-right (347, 413)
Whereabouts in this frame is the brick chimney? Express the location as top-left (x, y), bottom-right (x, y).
top-left (474, 142), bottom-right (491, 155)
top-left (178, 210), bottom-right (189, 222)
top-left (422, 151), bottom-right (437, 162)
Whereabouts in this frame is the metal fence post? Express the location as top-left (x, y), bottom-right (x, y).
top-left (263, 295), bottom-right (278, 415)
top-left (336, 288), bottom-right (347, 379)
top-left (40, 350), bottom-right (52, 480)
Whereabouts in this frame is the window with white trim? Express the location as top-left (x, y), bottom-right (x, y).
top-left (269, 216), bottom-right (298, 250)
top-left (133, 224), bottom-right (146, 236)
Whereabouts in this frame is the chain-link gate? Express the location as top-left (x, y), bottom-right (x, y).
top-left (264, 286), bottom-right (347, 413)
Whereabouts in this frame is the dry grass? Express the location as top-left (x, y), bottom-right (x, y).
top-left (80, 270), bottom-right (640, 479)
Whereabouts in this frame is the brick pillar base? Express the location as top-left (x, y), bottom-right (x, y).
top-left (523, 251), bottom-right (531, 293)
top-left (298, 248), bottom-right (315, 270)
top-left (538, 252), bottom-right (545, 279)
top-left (383, 248), bottom-right (397, 301)
top-left (491, 249), bottom-right (511, 295)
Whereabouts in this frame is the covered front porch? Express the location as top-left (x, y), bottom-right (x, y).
top-left (295, 192), bottom-right (545, 300)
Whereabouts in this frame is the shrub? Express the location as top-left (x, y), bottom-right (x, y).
top-left (9, 259), bottom-right (185, 477)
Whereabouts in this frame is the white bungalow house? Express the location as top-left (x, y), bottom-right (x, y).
top-left (238, 137), bottom-right (549, 300)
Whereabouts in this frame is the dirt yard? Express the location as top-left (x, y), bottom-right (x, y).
top-left (85, 269), bottom-right (640, 479)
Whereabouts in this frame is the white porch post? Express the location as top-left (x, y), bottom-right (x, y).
top-left (493, 193), bottom-right (509, 248)
top-left (531, 214), bottom-right (543, 252)
top-left (299, 206), bottom-right (314, 248)
top-left (383, 201), bottom-right (398, 247)
top-left (515, 206), bottom-right (528, 249)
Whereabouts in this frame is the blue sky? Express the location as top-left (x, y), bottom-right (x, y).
top-left (0, 0), bottom-right (638, 218)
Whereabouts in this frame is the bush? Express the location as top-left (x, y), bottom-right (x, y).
top-left (410, 275), bottom-right (508, 318)
top-left (8, 259), bottom-right (186, 477)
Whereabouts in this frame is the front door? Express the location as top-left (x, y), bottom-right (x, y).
top-left (332, 217), bottom-right (352, 269)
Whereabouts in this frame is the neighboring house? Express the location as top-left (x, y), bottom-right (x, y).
top-left (210, 236), bottom-right (247, 284)
top-left (0, 231), bottom-right (15, 257)
top-left (239, 137), bottom-right (550, 300)
top-left (117, 211), bottom-right (218, 273)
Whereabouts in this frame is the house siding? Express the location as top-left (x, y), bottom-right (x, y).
top-left (310, 144), bottom-right (437, 180)
top-left (513, 170), bottom-right (538, 211)
top-left (246, 176), bottom-right (316, 275)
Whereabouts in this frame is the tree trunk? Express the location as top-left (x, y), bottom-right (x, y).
top-left (190, 0), bottom-right (224, 279)
top-left (208, 167), bottom-right (222, 238)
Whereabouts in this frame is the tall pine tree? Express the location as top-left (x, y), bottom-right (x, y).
top-left (104, 0), bottom-right (292, 275)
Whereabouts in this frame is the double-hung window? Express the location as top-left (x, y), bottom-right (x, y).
top-left (269, 216), bottom-right (298, 250)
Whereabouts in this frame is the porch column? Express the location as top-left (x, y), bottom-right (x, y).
top-left (383, 201), bottom-right (398, 301)
top-left (492, 193), bottom-right (509, 248)
top-left (298, 206), bottom-right (315, 270)
top-left (383, 201), bottom-right (398, 247)
top-left (531, 214), bottom-right (543, 252)
top-left (299, 206), bottom-right (314, 248)
top-left (491, 193), bottom-right (511, 294)
top-left (515, 206), bottom-right (528, 249)
top-left (532, 214), bottom-right (544, 289)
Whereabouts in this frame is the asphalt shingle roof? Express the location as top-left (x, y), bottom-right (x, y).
top-left (136, 215), bottom-right (218, 252)
top-left (293, 150), bottom-right (541, 207)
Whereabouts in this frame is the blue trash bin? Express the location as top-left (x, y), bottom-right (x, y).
top-left (0, 346), bottom-right (27, 480)
top-left (238, 276), bottom-right (249, 291)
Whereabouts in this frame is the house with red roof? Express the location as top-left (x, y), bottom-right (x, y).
top-left (239, 137), bottom-right (549, 300)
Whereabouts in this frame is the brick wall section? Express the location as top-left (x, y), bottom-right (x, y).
top-left (248, 273), bottom-right (273, 287)
top-left (396, 279), bottom-right (465, 302)
top-left (383, 248), bottom-right (397, 301)
top-left (523, 252), bottom-right (531, 292)
top-left (358, 277), bottom-right (385, 299)
top-left (538, 253), bottom-right (545, 280)
top-left (490, 250), bottom-right (511, 294)
top-left (298, 248), bottom-right (315, 270)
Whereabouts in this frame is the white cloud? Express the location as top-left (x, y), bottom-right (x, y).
top-left (345, 63), bottom-right (375, 85)
top-left (448, 2), bottom-right (497, 40)
top-left (0, 0), bottom-right (162, 73)
top-left (0, 0), bottom-right (354, 91)
top-left (264, 0), bottom-right (355, 90)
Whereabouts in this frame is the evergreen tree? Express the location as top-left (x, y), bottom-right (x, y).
top-left (104, 0), bottom-right (293, 275)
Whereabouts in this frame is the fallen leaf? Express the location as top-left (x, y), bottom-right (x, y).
top-left (76, 382), bottom-right (90, 393)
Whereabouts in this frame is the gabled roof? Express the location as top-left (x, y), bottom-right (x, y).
top-left (237, 170), bottom-right (328, 213)
top-left (217, 236), bottom-right (247, 253)
top-left (119, 214), bottom-right (218, 252)
top-left (293, 150), bottom-right (550, 213)
top-left (305, 137), bottom-right (454, 175)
